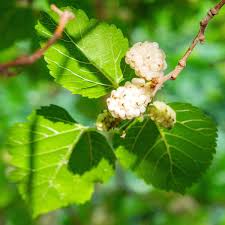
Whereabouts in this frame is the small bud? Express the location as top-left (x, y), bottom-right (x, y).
top-left (96, 110), bottom-right (120, 132)
top-left (148, 101), bottom-right (176, 129)
top-left (120, 131), bottom-right (126, 139)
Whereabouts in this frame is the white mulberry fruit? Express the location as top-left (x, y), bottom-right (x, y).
top-left (148, 101), bottom-right (176, 129)
top-left (125, 41), bottom-right (167, 81)
top-left (107, 78), bottom-right (152, 120)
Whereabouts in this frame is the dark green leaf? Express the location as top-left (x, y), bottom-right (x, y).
top-left (0, 1), bottom-right (35, 49)
top-left (36, 104), bottom-right (76, 123)
top-left (69, 131), bottom-right (116, 176)
top-left (115, 103), bottom-right (217, 193)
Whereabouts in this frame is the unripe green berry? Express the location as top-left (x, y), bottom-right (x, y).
top-left (148, 101), bottom-right (176, 129)
top-left (96, 110), bottom-right (120, 132)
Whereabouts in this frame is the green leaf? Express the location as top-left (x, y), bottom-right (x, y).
top-left (69, 131), bottom-right (116, 177)
top-left (0, 163), bottom-right (14, 207)
top-left (36, 7), bottom-right (129, 98)
top-left (36, 104), bottom-right (76, 123)
top-left (0, 1), bottom-right (35, 49)
top-left (115, 103), bottom-right (217, 193)
top-left (8, 105), bottom-right (115, 217)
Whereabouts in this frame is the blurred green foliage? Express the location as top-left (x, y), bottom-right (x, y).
top-left (1, 0), bottom-right (225, 224)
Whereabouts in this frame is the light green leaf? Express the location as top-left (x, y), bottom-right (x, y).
top-left (36, 7), bottom-right (129, 98)
top-left (8, 105), bottom-right (114, 217)
top-left (115, 103), bottom-right (217, 193)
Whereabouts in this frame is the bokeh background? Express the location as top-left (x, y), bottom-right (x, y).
top-left (1, 0), bottom-right (225, 224)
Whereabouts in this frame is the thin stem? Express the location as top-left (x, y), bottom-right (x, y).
top-left (152, 0), bottom-right (225, 95)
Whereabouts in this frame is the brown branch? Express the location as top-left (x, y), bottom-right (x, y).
top-left (152, 0), bottom-right (225, 95)
top-left (0, 4), bottom-right (75, 77)
top-left (94, 0), bottom-right (106, 20)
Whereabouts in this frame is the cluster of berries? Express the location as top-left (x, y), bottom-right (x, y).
top-left (107, 78), bottom-right (151, 120)
top-left (125, 42), bottom-right (167, 81)
top-left (96, 42), bottom-right (176, 131)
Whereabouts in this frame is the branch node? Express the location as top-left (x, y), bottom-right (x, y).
top-left (171, 75), bottom-right (177, 80)
top-left (150, 78), bottom-right (159, 88)
top-left (209, 8), bottom-right (218, 17)
top-left (178, 59), bottom-right (186, 68)
top-left (199, 33), bottom-right (205, 43)
top-left (51, 4), bottom-right (75, 20)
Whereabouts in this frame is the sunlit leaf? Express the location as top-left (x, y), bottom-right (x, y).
top-left (8, 105), bottom-right (114, 217)
top-left (36, 7), bottom-right (129, 98)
